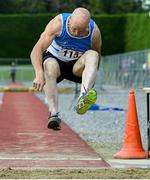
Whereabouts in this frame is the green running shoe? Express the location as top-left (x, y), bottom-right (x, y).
top-left (76, 89), bottom-right (97, 115)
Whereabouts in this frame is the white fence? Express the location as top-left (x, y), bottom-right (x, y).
top-left (1, 50), bottom-right (150, 89)
top-left (101, 49), bottom-right (150, 88)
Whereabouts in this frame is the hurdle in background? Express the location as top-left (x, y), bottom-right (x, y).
top-left (0, 86), bottom-right (74, 93)
top-left (143, 87), bottom-right (150, 157)
top-left (0, 87), bottom-right (36, 92)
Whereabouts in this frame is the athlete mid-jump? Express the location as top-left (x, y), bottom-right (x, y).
top-left (31, 7), bottom-right (102, 130)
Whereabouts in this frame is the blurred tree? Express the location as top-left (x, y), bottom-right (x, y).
top-left (87, 0), bottom-right (104, 14)
top-left (133, 0), bottom-right (143, 12)
top-left (101, 0), bottom-right (113, 14)
top-left (46, 0), bottom-right (60, 13)
top-left (58, 0), bottom-right (76, 12)
top-left (111, 0), bottom-right (143, 13)
top-left (0, 0), bottom-right (14, 13)
top-left (27, 0), bottom-right (47, 13)
top-left (13, 0), bottom-right (47, 13)
top-left (102, 0), bottom-right (143, 14)
top-left (0, 0), bottom-right (144, 14)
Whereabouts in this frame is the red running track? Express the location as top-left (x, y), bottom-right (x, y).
top-left (0, 91), bottom-right (109, 168)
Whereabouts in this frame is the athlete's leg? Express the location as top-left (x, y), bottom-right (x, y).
top-left (72, 50), bottom-right (99, 114)
top-left (43, 58), bottom-right (61, 116)
top-left (73, 49), bottom-right (99, 95)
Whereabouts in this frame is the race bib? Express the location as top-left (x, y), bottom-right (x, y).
top-left (63, 49), bottom-right (83, 59)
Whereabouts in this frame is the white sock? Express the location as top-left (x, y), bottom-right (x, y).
top-left (79, 91), bottom-right (86, 99)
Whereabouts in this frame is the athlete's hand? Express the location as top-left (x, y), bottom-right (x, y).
top-left (33, 73), bottom-right (45, 91)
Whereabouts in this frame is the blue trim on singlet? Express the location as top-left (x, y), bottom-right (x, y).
top-left (51, 44), bottom-right (59, 51)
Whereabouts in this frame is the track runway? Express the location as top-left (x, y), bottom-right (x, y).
top-left (0, 86), bottom-right (109, 168)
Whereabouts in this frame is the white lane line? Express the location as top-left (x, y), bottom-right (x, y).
top-left (0, 157), bottom-right (102, 161)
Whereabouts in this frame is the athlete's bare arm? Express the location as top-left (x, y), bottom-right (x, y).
top-left (91, 24), bottom-right (102, 68)
top-left (30, 15), bottom-right (62, 91)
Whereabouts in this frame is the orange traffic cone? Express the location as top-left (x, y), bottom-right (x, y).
top-left (113, 89), bottom-right (147, 159)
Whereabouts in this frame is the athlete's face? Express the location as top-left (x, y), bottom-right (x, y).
top-left (68, 17), bottom-right (89, 37)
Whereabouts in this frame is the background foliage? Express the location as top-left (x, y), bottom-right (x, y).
top-left (0, 0), bottom-right (149, 62)
top-left (0, 13), bottom-right (150, 60)
top-left (0, 0), bottom-right (143, 14)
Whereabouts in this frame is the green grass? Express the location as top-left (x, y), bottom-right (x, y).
top-left (0, 65), bottom-right (34, 82)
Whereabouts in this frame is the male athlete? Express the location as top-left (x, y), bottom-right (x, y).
top-left (31, 8), bottom-right (102, 130)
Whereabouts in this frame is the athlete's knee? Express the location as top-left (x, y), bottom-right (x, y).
top-left (44, 60), bottom-right (60, 78)
top-left (84, 50), bottom-right (99, 67)
top-left (85, 50), bottom-right (99, 59)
